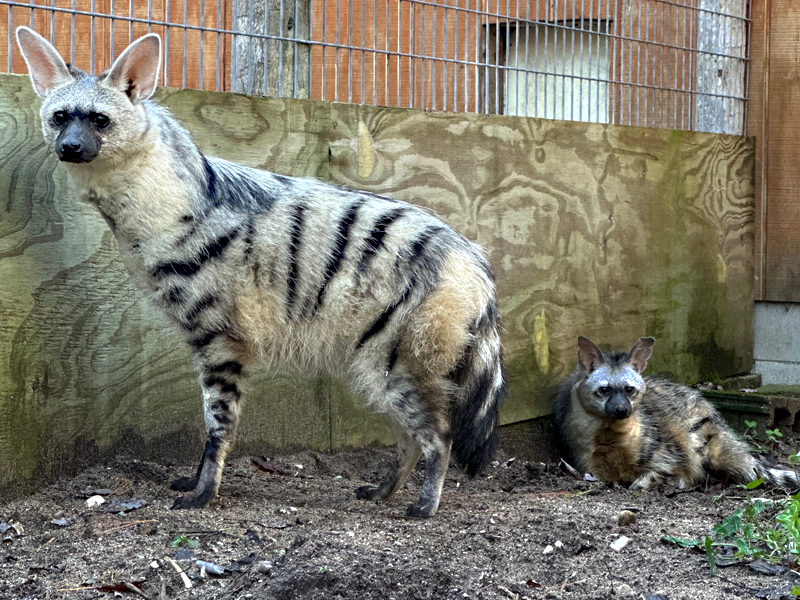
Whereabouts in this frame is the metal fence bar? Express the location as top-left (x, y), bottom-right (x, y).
top-left (0, 0), bottom-right (751, 134)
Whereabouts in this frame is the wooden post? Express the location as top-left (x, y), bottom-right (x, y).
top-left (231, 0), bottom-right (311, 98)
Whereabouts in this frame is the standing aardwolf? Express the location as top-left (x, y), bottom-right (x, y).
top-left (16, 27), bottom-right (506, 517)
top-left (553, 336), bottom-right (796, 490)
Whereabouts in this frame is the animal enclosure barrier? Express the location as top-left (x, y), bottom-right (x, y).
top-left (1, 0), bottom-right (750, 134)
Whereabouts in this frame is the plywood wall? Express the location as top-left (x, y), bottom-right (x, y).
top-left (746, 0), bottom-right (800, 302)
top-left (0, 73), bottom-right (754, 495)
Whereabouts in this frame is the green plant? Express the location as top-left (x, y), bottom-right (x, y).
top-left (765, 428), bottom-right (784, 446)
top-left (663, 491), bottom-right (800, 575)
top-left (170, 534), bottom-right (199, 549)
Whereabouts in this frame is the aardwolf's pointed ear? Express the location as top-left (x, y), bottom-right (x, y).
top-left (16, 27), bottom-right (73, 97)
top-left (103, 33), bottom-right (161, 102)
top-left (627, 337), bottom-right (655, 373)
top-left (577, 336), bottom-right (604, 373)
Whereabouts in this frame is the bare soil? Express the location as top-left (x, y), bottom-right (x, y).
top-left (0, 445), bottom-right (797, 600)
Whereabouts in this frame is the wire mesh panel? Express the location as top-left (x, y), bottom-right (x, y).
top-left (1, 0), bottom-right (750, 134)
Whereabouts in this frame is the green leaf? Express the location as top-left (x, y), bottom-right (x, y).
top-left (790, 586), bottom-right (800, 596)
top-left (745, 420), bottom-right (757, 428)
top-left (661, 535), bottom-right (702, 548)
top-left (704, 536), bottom-right (716, 576)
top-left (745, 478), bottom-right (765, 490)
top-left (790, 453), bottom-right (800, 465)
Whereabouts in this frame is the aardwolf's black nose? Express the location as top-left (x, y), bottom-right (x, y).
top-left (56, 122), bottom-right (100, 163)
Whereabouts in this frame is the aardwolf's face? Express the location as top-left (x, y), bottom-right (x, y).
top-left (16, 27), bottom-right (161, 165)
top-left (575, 336), bottom-right (654, 420)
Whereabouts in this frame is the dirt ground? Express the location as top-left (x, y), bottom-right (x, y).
top-left (1, 444), bottom-right (798, 600)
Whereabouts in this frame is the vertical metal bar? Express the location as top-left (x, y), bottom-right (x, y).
top-left (594, 0), bottom-right (600, 121)
top-left (484, 0), bottom-right (490, 113)
top-left (347, 0), bottom-right (352, 102)
top-left (147, 0), bottom-right (153, 34)
top-left (421, 0), bottom-right (426, 108)
top-left (90, 0), bottom-right (96, 75)
top-left (475, 0), bottom-right (480, 113)
top-left (601, 0), bottom-right (607, 122)
top-left (644, 0), bottom-right (649, 127)
top-left (627, 0), bottom-right (633, 125)
top-left (294, 0), bottom-right (302, 99)
top-left (504, 0), bottom-right (510, 115)
top-left (308, 0), bottom-right (314, 99)
top-left (335, 0), bottom-right (340, 101)
top-left (199, 0), bottom-right (205, 90)
top-left (452, 1), bottom-right (457, 111)
top-left (362, 0), bottom-right (366, 103)
top-left (431, 0), bottom-right (440, 110)
top-left (513, 0), bottom-right (521, 116)
top-left (322, 0), bottom-right (328, 100)
top-left (672, 0), bottom-right (679, 129)
top-left (657, 0), bottom-right (664, 127)
top-left (578, 0), bottom-right (585, 121)
top-left (560, 0), bottom-right (566, 120)
top-left (386, 0), bottom-right (391, 105)
top-left (528, 0), bottom-right (533, 116)
top-left (681, 0), bottom-right (686, 130)
top-left (232, 0), bottom-right (239, 92)
top-left (263, 0), bottom-right (271, 96)
top-left (279, 0), bottom-right (286, 97)
top-left (635, 0), bottom-right (641, 125)
top-left (434, 0), bottom-right (439, 111)
top-left (444, 1), bottom-right (449, 112)
top-left (397, 0), bottom-right (402, 107)
top-left (216, 0), bottom-right (222, 90)
top-left (542, 3), bottom-right (548, 118)
top-left (587, 0), bottom-right (593, 121)
top-left (49, 0), bottom-right (55, 45)
top-left (373, 0), bottom-right (378, 105)
top-left (410, 0), bottom-right (415, 108)
top-left (7, 2), bottom-right (12, 73)
top-left (611, 0), bottom-right (617, 124)
top-left (71, 0), bottom-right (77, 65)
top-left (129, 0), bottom-right (133, 44)
top-left (165, 0), bottom-right (171, 85)
top-left (181, 0), bottom-right (187, 88)
top-left (111, 0), bottom-right (116, 62)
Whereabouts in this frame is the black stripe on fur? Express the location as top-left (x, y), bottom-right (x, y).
top-left (311, 201), bottom-right (362, 315)
top-left (285, 204), bottom-right (306, 317)
top-left (153, 229), bottom-right (239, 279)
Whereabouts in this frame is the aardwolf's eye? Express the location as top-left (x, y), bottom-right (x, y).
top-left (598, 386), bottom-right (611, 395)
top-left (92, 113), bottom-right (110, 128)
top-left (624, 385), bottom-right (636, 395)
top-left (53, 110), bottom-right (69, 125)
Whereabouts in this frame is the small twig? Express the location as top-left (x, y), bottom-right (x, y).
top-left (56, 586), bottom-right (95, 592)
top-left (101, 519), bottom-right (157, 535)
top-left (124, 581), bottom-right (152, 600)
top-left (41, 537), bottom-right (55, 548)
top-left (165, 556), bottom-right (193, 589)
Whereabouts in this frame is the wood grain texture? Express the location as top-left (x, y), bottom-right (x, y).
top-left (0, 73), bottom-right (754, 493)
top-left (327, 105), bottom-right (755, 423)
top-left (750, 0), bottom-right (800, 302)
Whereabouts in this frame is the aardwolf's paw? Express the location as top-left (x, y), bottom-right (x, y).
top-left (171, 490), bottom-right (212, 510)
top-left (170, 476), bottom-right (199, 492)
top-left (355, 485), bottom-right (382, 502)
top-left (405, 501), bottom-right (436, 519)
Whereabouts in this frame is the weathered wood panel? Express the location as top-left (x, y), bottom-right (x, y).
top-left (0, 73), bottom-right (753, 493)
top-left (749, 0), bottom-right (800, 302)
top-left (327, 105), bottom-right (755, 422)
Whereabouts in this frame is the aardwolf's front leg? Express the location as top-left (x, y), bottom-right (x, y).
top-left (171, 357), bottom-right (243, 509)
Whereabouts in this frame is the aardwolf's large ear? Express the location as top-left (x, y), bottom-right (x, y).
top-left (577, 336), bottom-right (605, 373)
top-left (103, 33), bottom-right (161, 103)
top-left (16, 27), bottom-right (73, 97)
top-left (626, 337), bottom-right (655, 373)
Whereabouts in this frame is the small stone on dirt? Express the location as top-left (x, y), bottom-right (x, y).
top-left (256, 561), bottom-right (273, 574)
top-left (85, 495), bottom-right (106, 507)
top-left (617, 510), bottom-right (636, 526)
top-left (610, 536), bottom-right (631, 552)
top-left (50, 518), bottom-right (73, 528)
top-left (614, 583), bottom-right (635, 598)
top-left (542, 545), bottom-right (554, 555)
